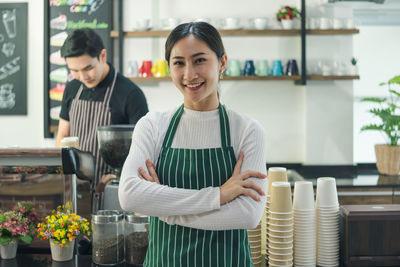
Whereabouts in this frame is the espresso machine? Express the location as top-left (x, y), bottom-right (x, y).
top-left (97, 125), bottom-right (135, 211)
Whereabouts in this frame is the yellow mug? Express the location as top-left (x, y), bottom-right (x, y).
top-left (151, 60), bottom-right (169, 77)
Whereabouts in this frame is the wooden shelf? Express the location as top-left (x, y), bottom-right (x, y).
top-left (111, 28), bottom-right (359, 38)
top-left (111, 29), bottom-right (302, 38)
top-left (129, 76), bottom-right (302, 83)
top-left (307, 29), bottom-right (359, 35)
top-left (308, 75), bottom-right (360, 80)
top-left (129, 75), bottom-right (360, 83)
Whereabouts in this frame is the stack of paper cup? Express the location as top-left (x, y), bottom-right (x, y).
top-left (316, 177), bottom-right (340, 267)
top-left (267, 182), bottom-right (293, 267)
top-left (293, 181), bottom-right (316, 266)
top-left (248, 224), bottom-right (262, 267)
top-left (265, 167), bottom-right (288, 262)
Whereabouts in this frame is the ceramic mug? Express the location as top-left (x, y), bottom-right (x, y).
top-left (225, 59), bottom-right (241, 76)
top-left (243, 60), bottom-right (255, 76)
top-left (285, 59), bottom-right (299, 76)
top-left (139, 60), bottom-right (153, 77)
top-left (151, 59), bottom-right (169, 77)
top-left (136, 19), bottom-right (151, 31)
top-left (162, 18), bottom-right (181, 30)
top-left (255, 60), bottom-right (269, 76)
top-left (271, 60), bottom-right (283, 76)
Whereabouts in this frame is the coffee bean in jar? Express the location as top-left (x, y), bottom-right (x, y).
top-left (125, 213), bottom-right (150, 265)
top-left (92, 210), bottom-right (125, 265)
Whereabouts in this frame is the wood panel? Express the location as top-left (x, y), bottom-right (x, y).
top-left (338, 187), bottom-right (394, 205)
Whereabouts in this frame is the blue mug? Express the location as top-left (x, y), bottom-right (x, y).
top-left (285, 59), bottom-right (299, 76)
top-left (244, 60), bottom-right (255, 76)
top-left (271, 60), bottom-right (283, 76)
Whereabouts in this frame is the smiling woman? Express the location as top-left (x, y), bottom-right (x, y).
top-left (119, 22), bottom-right (268, 267)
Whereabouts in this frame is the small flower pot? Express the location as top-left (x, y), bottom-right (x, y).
top-left (0, 241), bottom-right (18, 259)
top-left (375, 144), bottom-right (400, 176)
top-left (281, 19), bottom-right (294, 30)
top-left (50, 239), bottom-right (75, 261)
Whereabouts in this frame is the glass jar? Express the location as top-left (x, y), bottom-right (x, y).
top-left (92, 210), bottom-right (124, 265)
top-left (125, 213), bottom-right (150, 265)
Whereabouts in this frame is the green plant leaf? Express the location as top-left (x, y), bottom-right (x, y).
top-left (388, 75), bottom-right (400, 84)
top-left (379, 82), bottom-right (386, 86)
top-left (361, 97), bottom-right (386, 103)
top-left (389, 89), bottom-right (400, 98)
top-left (360, 124), bottom-right (384, 131)
top-left (20, 235), bottom-right (33, 244)
top-left (0, 236), bottom-right (13, 246)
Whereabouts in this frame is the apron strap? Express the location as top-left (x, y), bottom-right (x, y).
top-left (162, 103), bottom-right (232, 148)
top-left (162, 104), bottom-right (184, 148)
top-left (219, 104), bottom-right (231, 148)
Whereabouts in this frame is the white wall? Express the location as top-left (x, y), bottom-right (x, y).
top-left (0, 0), bottom-right (356, 165)
top-left (353, 25), bottom-right (400, 162)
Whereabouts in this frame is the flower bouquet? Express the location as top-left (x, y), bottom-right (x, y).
top-left (0, 209), bottom-right (33, 259)
top-left (37, 202), bottom-right (90, 261)
top-left (276, 6), bottom-right (301, 29)
top-left (13, 202), bottom-right (42, 238)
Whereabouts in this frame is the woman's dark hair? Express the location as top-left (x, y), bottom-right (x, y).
top-left (60, 28), bottom-right (104, 58)
top-left (165, 22), bottom-right (225, 64)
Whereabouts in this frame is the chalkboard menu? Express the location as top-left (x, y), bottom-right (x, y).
top-left (44, 0), bottom-right (113, 137)
top-left (0, 3), bottom-right (27, 115)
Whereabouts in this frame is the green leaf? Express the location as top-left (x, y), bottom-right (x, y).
top-left (361, 97), bottom-right (386, 103)
top-left (0, 236), bottom-right (13, 246)
top-left (20, 235), bottom-right (33, 244)
top-left (389, 89), bottom-right (400, 98)
top-left (361, 124), bottom-right (384, 131)
top-left (379, 82), bottom-right (386, 86)
top-left (388, 75), bottom-right (400, 85)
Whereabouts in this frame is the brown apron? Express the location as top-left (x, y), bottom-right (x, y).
top-left (69, 71), bottom-right (117, 188)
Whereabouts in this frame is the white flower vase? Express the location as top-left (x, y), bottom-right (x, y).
top-left (281, 19), bottom-right (294, 29)
top-left (0, 241), bottom-right (18, 259)
top-left (50, 239), bottom-right (75, 261)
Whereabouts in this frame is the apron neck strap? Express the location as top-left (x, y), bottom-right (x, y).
top-left (162, 104), bottom-right (231, 148)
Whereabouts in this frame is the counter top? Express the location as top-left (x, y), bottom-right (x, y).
top-left (0, 254), bottom-right (142, 267)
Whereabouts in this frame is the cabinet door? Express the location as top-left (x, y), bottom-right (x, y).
top-left (338, 187), bottom-right (393, 205)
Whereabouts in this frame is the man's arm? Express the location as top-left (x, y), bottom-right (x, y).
top-left (55, 118), bottom-right (71, 146)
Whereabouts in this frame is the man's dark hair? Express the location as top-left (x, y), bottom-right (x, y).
top-left (60, 28), bottom-right (104, 58)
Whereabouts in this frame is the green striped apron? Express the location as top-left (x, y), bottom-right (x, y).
top-left (144, 104), bottom-right (253, 267)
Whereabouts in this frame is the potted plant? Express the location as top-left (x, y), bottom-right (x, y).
top-left (350, 57), bottom-right (358, 75)
top-left (13, 202), bottom-right (42, 238)
top-left (0, 209), bottom-right (33, 259)
top-left (276, 6), bottom-right (301, 30)
top-left (36, 202), bottom-right (90, 261)
top-left (361, 75), bottom-right (400, 175)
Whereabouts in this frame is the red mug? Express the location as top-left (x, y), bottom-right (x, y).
top-left (139, 60), bottom-right (153, 77)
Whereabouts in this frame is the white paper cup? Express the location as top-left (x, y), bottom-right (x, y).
top-left (293, 181), bottom-right (315, 210)
top-left (316, 177), bottom-right (339, 207)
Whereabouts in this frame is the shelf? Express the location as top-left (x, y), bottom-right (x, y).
top-left (111, 29), bottom-right (301, 38)
top-left (111, 28), bottom-right (359, 38)
top-left (307, 29), bottom-right (359, 35)
top-left (308, 75), bottom-right (360, 80)
top-left (129, 76), bottom-right (302, 83)
top-left (128, 75), bottom-right (360, 83)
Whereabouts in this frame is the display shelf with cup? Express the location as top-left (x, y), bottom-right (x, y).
top-left (111, 1), bottom-right (361, 87)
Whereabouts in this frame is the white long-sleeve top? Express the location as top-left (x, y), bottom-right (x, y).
top-left (119, 105), bottom-right (267, 230)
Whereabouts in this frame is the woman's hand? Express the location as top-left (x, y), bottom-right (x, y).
top-left (138, 159), bottom-right (160, 184)
top-left (220, 152), bottom-right (266, 206)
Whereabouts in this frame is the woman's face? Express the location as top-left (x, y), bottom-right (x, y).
top-left (169, 35), bottom-right (227, 111)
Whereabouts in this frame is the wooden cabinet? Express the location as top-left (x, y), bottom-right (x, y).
top-left (338, 187), bottom-right (395, 205)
